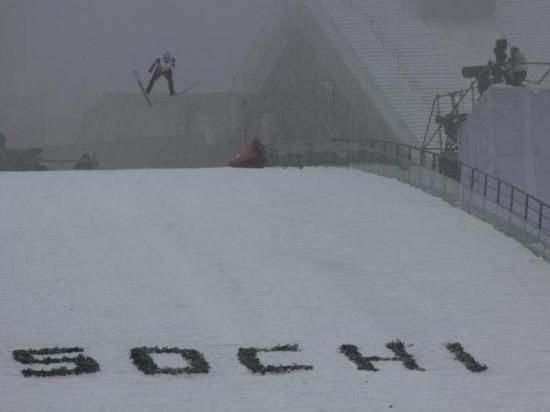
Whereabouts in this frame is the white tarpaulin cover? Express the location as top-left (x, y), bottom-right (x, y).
top-left (459, 84), bottom-right (550, 204)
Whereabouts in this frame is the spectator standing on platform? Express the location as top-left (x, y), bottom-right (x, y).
top-left (507, 47), bottom-right (527, 86)
top-left (492, 38), bottom-right (508, 83)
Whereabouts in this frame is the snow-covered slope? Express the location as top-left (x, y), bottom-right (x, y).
top-left (1, 168), bottom-right (550, 411)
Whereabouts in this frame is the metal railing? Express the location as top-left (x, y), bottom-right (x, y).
top-left (268, 139), bottom-right (550, 239)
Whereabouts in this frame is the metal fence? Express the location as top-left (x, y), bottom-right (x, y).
top-left (267, 139), bottom-right (550, 248)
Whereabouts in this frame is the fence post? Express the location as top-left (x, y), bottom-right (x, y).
top-left (510, 186), bottom-right (514, 212)
top-left (483, 174), bottom-right (488, 197)
top-left (436, 97), bottom-right (443, 146)
top-left (470, 168), bottom-right (475, 190)
top-left (370, 140), bottom-right (375, 163)
top-left (396, 143), bottom-right (399, 162)
top-left (497, 180), bottom-right (501, 204)
top-left (525, 195), bottom-right (529, 220)
top-left (539, 203), bottom-right (544, 230)
top-left (432, 152), bottom-right (436, 171)
top-left (286, 143), bottom-right (291, 167)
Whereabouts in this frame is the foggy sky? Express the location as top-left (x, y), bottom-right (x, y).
top-left (0, 0), bottom-right (276, 146)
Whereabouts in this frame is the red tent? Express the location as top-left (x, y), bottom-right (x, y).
top-left (227, 137), bottom-right (268, 168)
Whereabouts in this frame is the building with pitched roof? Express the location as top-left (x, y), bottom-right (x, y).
top-left (45, 91), bottom-right (247, 169)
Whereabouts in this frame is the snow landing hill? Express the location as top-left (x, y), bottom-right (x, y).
top-left (1, 167), bottom-right (550, 412)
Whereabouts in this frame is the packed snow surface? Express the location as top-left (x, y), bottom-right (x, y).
top-left (1, 167), bottom-right (550, 411)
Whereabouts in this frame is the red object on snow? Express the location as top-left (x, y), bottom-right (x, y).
top-left (227, 137), bottom-right (268, 168)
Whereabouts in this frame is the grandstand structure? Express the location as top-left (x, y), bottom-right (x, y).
top-left (233, 0), bottom-right (550, 148)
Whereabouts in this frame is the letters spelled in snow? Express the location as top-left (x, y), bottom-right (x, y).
top-left (11, 341), bottom-right (487, 378)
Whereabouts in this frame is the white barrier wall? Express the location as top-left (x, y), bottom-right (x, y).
top-left (459, 84), bottom-right (550, 204)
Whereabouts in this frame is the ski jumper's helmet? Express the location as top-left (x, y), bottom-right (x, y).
top-left (162, 52), bottom-right (173, 64)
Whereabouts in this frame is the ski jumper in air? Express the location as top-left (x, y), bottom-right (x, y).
top-left (146, 52), bottom-right (176, 96)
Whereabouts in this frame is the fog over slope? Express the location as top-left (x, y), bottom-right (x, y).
top-left (0, 0), bottom-right (276, 147)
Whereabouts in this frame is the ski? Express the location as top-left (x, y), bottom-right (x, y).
top-left (177, 80), bottom-right (200, 96)
top-left (134, 70), bottom-right (153, 107)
